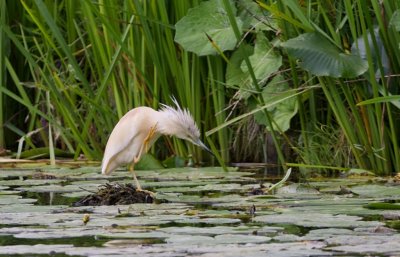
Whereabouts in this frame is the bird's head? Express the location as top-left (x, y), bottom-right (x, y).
top-left (159, 98), bottom-right (213, 155)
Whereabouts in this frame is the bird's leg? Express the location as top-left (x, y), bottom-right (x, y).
top-left (129, 162), bottom-right (155, 198)
top-left (129, 162), bottom-right (142, 191)
top-left (128, 124), bottom-right (158, 197)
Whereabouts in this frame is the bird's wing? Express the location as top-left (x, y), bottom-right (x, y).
top-left (101, 109), bottom-right (142, 174)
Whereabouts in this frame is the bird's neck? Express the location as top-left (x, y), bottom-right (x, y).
top-left (156, 110), bottom-right (181, 136)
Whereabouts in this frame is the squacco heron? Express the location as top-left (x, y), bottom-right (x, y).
top-left (101, 98), bottom-right (212, 191)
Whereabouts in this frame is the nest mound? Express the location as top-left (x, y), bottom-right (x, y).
top-left (73, 183), bottom-right (154, 206)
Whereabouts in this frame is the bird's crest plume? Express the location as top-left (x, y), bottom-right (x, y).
top-left (159, 96), bottom-right (200, 138)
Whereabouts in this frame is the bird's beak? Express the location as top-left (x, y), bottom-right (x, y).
top-left (195, 139), bottom-right (214, 156)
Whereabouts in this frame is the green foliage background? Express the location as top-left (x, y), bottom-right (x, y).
top-left (1, 0), bottom-right (400, 175)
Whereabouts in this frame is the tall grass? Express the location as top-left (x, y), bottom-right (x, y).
top-left (271, 0), bottom-right (400, 175)
top-left (0, 0), bottom-right (5, 150)
top-left (1, 0), bottom-right (226, 164)
top-left (1, 0), bottom-right (400, 176)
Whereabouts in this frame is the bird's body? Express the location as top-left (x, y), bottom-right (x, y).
top-left (101, 107), bottom-right (160, 175)
top-left (101, 100), bottom-right (212, 191)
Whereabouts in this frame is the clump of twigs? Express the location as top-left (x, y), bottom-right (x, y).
top-left (73, 183), bottom-right (154, 206)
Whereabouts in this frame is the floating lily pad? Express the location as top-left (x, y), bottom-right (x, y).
top-left (275, 183), bottom-right (320, 195)
top-left (159, 225), bottom-right (254, 236)
top-left (272, 234), bottom-right (302, 242)
top-left (175, 216), bottom-right (241, 225)
top-left (165, 234), bottom-right (215, 244)
top-left (0, 244), bottom-right (74, 255)
top-left (253, 212), bottom-right (383, 228)
top-left (364, 202), bottom-right (400, 210)
top-left (0, 169), bottom-right (40, 178)
top-left (139, 167), bottom-right (252, 180)
top-left (139, 179), bottom-right (217, 189)
top-left (102, 238), bottom-right (164, 247)
top-left (267, 197), bottom-right (383, 216)
top-left (350, 184), bottom-right (400, 198)
top-left (0, 227), bottom-right (110, 239)
top-left (0, 195), bottom-right (37, 205)
top-left (326, 234), bottom-right (400, 254)
top-left (0, 179), bottom-right (64, 187)
top-left (157, 183), bottom-right (245, 194)
top-left (0, 190), bottom-right (19, 195)
top-left (17, 184), bottom-right (79, 193)
top-left (0, 204), bottom-right (66, 213)
top-left (98, 231), bottom-right (169, 240)
top-left (156, 193), bottom-right (247, 205)
top-left (1, 165), bottom-right (400, 256)
top-left (214, 234), bottom-right (271, 244)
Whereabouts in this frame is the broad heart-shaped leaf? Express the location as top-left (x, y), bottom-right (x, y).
top-left (240, 33), bottom-right (282, 79)
top-left (174, 0), bottom-right (243, 56)
top-left (351, 26), bottom-right (389, 79)
top-left (226, 32), bottom-right (282, 99)
top-left (237, 0), bottom-right (276, 32)
top-left (252, 75), bottom-right (298, 132)
top-left (389, 9), bottom-right (400, 31)
top-left (281, 32), bottom-right (368, 78)
top-left (225, 44), bottom-right (253, 91)
top-left (135, 154), bottom-right (165, 170)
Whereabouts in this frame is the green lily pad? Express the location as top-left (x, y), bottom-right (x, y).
top-left (1, 164), bottom-right (400, 256)
top-left (156, 193), bottom-right (247, 205)
top-left (98, 231), bottom-right (169, 240)
top-left (214, 234), bottom-right (271, 244)
top-left (0, 195), bottom-right (37, 205)
top-left (17, 184), bottom-right (80, 193)
top-left (364, 202), bottom-right (400, 210)
top-left (350, 184), bottom-right (400, 198)
top-left (0, 190), bottom-right (19, 195)
top-left (175, 217), bottom-right (241, 225)
top-left (0, 244), bottom-right (74, 255)
top-left (0, 227), bottom-right (109, 239)
top-left (0, 179), bottom-right (64, 187)
top-left (165, 234), bottom-right (215, 244)
top-left (0, 204), bottom-right (66, 213)
top-left (275, 183), bottom-right (320, 195)
top-left (159, 225), bottom-right (260, 236)
top-left (0, 169), bottom-right (40, 178)
top-left (253, 212), bottom-right (383, 228)
top-left (157, 183), bottom-right (244, 194)
top-left (265, 196), bottom-right (383, 216)
top-left (326, 234), bottom-right (400, 254)
top-left (345, 168), bottom-right (376, 177)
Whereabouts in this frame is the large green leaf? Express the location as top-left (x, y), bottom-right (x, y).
top-left (351, 27), bottom-right (389, 79)
top-left (135, 154), bottom-right (165, 170)
top-left (226, 32), bottom-right (282, 99)
top-left (225, 44), bottom-right (253, 90)
top-left (174, 0), bottom-right (242, 56)
top-left (281, 32), bottom-right (368, 78)
top-left (252, 75), bottom-right (298, 132)
top-left (389, 9), bottom-right (400, 31)
top-left (241, 33), bottom-right (282, 80)
top-left (237, 0), bottom-right (276, 32)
